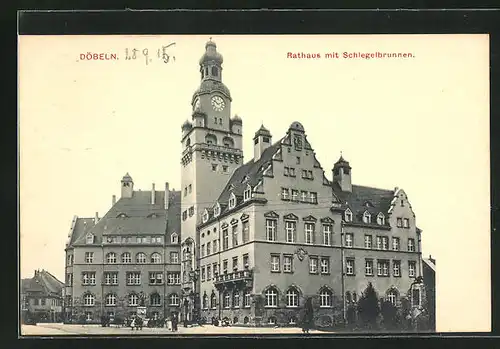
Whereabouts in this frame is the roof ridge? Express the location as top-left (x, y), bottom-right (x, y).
top-left (352, 184), bottom-right (395, 193)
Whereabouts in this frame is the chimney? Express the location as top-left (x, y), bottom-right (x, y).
top-left (429, 254), bottom-right (436, 265)
top-left (164, 182), bottom-right (170, 210)
top-left (151, 183), bottom-right (156, 205)
top-left (112, 195), bottom-right (116, 206)
top-left (95, 212), bottom-right (99, 223)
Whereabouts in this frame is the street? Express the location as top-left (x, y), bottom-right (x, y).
top-left (21, 323), bottom-right (328, 336)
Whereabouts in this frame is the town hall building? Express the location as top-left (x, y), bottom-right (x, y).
top-left (64, 39), bottom-right (428, 327)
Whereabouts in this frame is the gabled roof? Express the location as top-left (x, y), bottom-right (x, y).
top-left (332, 182), bottom-right (395, 225)
top-left (215, 140), bottom-right (282, 209)
top-left (69, 189), bottom-right (181, 246)
top-left (21, 270), bottom-right (64, 296)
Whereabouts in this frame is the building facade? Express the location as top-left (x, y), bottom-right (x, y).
top-left (21, 269), bottom-right (64, 323)
top-left (63, 39), bottom-right (431, 327)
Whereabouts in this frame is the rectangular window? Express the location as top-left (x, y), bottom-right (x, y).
top-left (320, 257), bottom-right (330, 274)
top-left (167, 272), bottom-right (180, 285)
top-left (289, 167), bottom-right (296, 176)
top-left (377, 260), bottom-right (389, 276)
top-left (232, 256), bottom-right (238, 270)
top-left (104, 272), bottom-right (118, 285)
top-left (170, 251), bottom-right (179, 263)
top-left (397, 217), bottom-right (403, 227)
top-left (365, 259), bottom-right (374, 276)
top-left (283, 255), bottom-right (293, 273)
top-left (291, 190), bottom-right (299, 201)
top-left (201, 244), bottom-right (205, 257)
top-left (346, 258), bottom-right (355, 275)
top-left (127, 272), bottom-right (141, 285)
top-left (285, 221), bottom-right (296, 243)
top-left (364, 235), bottom-right (372, 249)
top-left (222, 229), bottom-right (229, 250)
top-left (309, 192), bottom-right (318, 204)
top-left (201, 267), bottom-right (206, 282)
top-left (376, 236), bottom-right (382, 249)
top-left (309, 257), bottom-right (318, 274)
top-left (242, 221), bottom-right (249, 243)
top-left (243, 254), bottom-right (249, 268)
top-left (223, 259), bottom-right (228, 273)
top-left (323, 224), bottom-right (332, 245)
top-left (212, 164), bottom-right (217, 171)
top-left (305, 223), bottom-right (314, 244)
top-left (232, 225), bottom-right (239, 246)
top-left (392, 237), bottom-right (400, 251)
top-left (281, 188), bottom-right (289, 200)
top-left (189, 206), bottom-right (194, 216)
top-left (213, 239), bottom-right (218, 253)
top-left (207, 265), bottom-right (212, 280)
top-left (345, 233), bottom-right (353, 247)
top-left (82, 272), bottom-right (96, 285)
top-left (284, 167), bottom-right (290, 176)
top-left (403, 218), bottom-right (410, 228)
top-left (213, 263), bottom-right (218, 276)
top-left (412, 288), bottom-right (421, 306)
top-left (408, 238), bottom-right (415, 252)
top-left (84, 252), bottom-right (94, 264)
top-left (266, 219), bottom-right (277, 241)
top-left (188, 184), bottom-right (192, 193)
top-left (296, 156), bottom-right (301, 164)
top-left (206, 242), bottom-right (211, 255)
top-left (271, 255), bottom-right (280, 272)
top-left (149, 272), bottom-right (163, 285)
top-left (409, 261), bottom-right (416, 277)
top-left (67, 273), bottom-right (73, 286)
top-left (222, 165), bottom-right (228, 172)
top-left (300, 191), bottom-right (308, 202)
top-left (382, 236), bottom-right (389, 250)
top-left (182, 211), bottom-right (187, 220)
top-left (393, 260), bottom-right (401, 277)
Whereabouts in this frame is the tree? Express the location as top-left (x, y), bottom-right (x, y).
top-left (357, 282), bottom-right (380, 330)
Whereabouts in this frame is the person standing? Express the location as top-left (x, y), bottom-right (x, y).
top-left (172, 312), bottom-right (178, 332)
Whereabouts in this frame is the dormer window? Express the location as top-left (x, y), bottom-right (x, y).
top-left (214, 203), bottom-right (221, 217)
top-left (117, 213), bottom-right (128, 218)
top-left (363, 211), bottom-right (372, 224)
top-left (377, 213), bottom-right (385, 225)
top-left (243, 185), bottom-right (252, 202)
top-left (85, 233), bottom-right (94, 244)
top-left (344, 208), bottom-right (353, 222)
top-left (202, 209), bottom-right (209, 223)
top-left (228, 193), bottom-right (236, 209)
top-left (171, 233), bottom-right (178, 244)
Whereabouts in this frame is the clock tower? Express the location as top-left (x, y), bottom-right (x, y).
top-left (180, 39), bottom-right (244, 300)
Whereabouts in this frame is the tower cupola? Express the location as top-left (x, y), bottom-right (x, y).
top-left (333, 154), bottom-right (352, 192)
top-left (121, 172), bottom-right (134, 198)
top-left (253, 124), bottom-right (272, 161)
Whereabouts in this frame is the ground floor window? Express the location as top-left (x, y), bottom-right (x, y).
top-left (268, 316), bottom-right (277, 325)
top-left (265, 288), bottom-right (278, 307)
top-left (169, 293), bottom-right (179, 306)
top-left (233, 316), bottom-right (238, 324)
top-left (320, 289), bottom-right (332, 307)
top-left (152, 311), bottom-right (159, 320)
top-left (244, 316), bottom-right (250, 324)
top-left (289, 316), bottom-right (297, 325)
top-left (107, 311), bottom-right (115, 318)
top-left (85, 311), bottom-right (92, 321)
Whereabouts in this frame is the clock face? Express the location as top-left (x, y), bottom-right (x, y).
top-left (211, 95), bottom-right (225, 112)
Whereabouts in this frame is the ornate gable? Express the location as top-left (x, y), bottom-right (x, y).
top-left (272, 148), bottom-right (283, 161)
top-left (240, 213), bottom-right (249, 222)
top-left (221, 222), bottom-right (229, 229)
top-left (230, 218), bottom-right (239, 225)
top-left (320, 217), bottom-right (335, 223)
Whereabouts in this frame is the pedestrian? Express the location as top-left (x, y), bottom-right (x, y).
top-left (166, 314), bottom-right (172, 331)
top-left (301, 297), bottom-right (314, 334)
top-left (172, 312), bottom-right (178, 332)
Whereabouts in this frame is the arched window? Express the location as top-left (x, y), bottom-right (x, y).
top-left (244, 316), bottom-right (250, 324)
top-left (169, 293), bottom-right (179, 306)
top-left (223, 136), bottom-right (234, 148)
top-left (128, 294), bottom-right (138, 307)
top-left (105, 293), bottom-right (116, 306)
top-left (106, 252), bottom-right (116, 264)
top-left (212, 66), bottom-right (218, 77)
top-left (121, 252), bottom-right (131, 264)
top-left (228, 193), bottom-right (236, 209)
top-left (387, 289), bottom-right (398, 305)
top-left (377, 213), bottom-right (385, 225)
top-left (233, 317), bottom-right (239, 324)
top-left (136, 252), bottom-right (146, 264)
top-left (150, 293), bottom-right (161, 306)
top-left (363, 211), bottom-right (372, 224)
top-left (171, 233), bottom-right (178, 244)
top-left (319, 288), bottom-right (333, 307)
top-left (151, 253), bottom-right (162, 264)
top-left (210, 293), bottom-right (217, 308)
top-left (344, 208), bottom-right (353, 222)
top-left (265, 287), bottom-right (278, 307)
top-left (205, 134), bottom-right (217, 145)
top-left (84, 293), bottom-right (95, 306)
top-left (223, 291), bottom-right (230, 308)
top-left (286, 287), bottom-right (299, 307)
top-left (203, 294), bottom-right (208, 309)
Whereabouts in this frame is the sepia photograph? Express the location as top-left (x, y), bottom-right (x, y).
top-left (18, 34), bottom-right (490, 336)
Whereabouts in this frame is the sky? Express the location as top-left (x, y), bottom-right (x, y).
top-left (19, 34), bottom-right (490, 332)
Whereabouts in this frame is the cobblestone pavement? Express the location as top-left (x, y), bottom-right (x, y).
top-left (21, 323), bottom-right (328, 336)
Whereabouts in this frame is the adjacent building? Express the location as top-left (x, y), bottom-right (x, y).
top-left (21, 269), bottom-right (64, 323)
top-left (63, 39), bottom-right (432, 327)
top-left (423, 255), bottom-right (436, 331)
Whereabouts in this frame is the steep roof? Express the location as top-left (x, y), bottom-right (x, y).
top-left (68, 189), bottom-right (181, 246)
top-left (215, 141), bottom-right (281, 212)
top-left (423, 258), bottom-right (436, 272)
top-left (21, 270), bottom-right (64, 296)
top-left (332, 181), bottom-right (395, 224)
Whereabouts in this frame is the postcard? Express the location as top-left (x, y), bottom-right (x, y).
top-left (18, 33), bottom-right (490, 336)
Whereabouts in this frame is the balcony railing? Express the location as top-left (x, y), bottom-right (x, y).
top-left (213, 269), bottom-right (253, 288)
